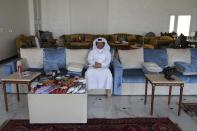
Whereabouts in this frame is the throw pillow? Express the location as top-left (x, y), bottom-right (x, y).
top-left (110, 35), bottom-right (118, 42)
top-left (118, 48), bottom-right (144, 69)
top-left (160, 36), bottom-right (174, 41)
top-left (85, 35), bottom-right (93, 42)
top-left (67, 62), bottom-right (84, 72)
top-left (70, 34), bottom-right (82, 42)
top-left (128, 35), bottom-right (136, 42)
top-left (117, 35), bottom-right (127, 42)
top-left (142, 62), bottom-right (162, 73)
top-left (143, 37), bottom-right (151, 44)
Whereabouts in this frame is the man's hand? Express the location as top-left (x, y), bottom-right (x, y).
top-left (94, 62), bottom-right (102, 68)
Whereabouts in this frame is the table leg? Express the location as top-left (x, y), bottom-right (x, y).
top-left (150, 84), bottom-right (155, 115)
top-left (144, 78), bottom-right (148, 104)
top-left (168, 86), bottom-right (172, 105)
top-left (178, 84), bottom-right (184, 116)
top-left (28, 83), bottom-right (31, 92)
top-left (16, 84), bottom-right (20, 102)
top-left (2, 82), bottom-right (8, 112)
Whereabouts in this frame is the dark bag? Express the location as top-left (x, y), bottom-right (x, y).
top-left (162, 67), bottom-right (177, 80)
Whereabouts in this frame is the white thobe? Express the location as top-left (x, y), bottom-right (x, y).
top-left (85, 49), bottom-right (113, 90)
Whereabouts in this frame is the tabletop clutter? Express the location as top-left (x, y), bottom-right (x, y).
top-left (30, 72), bottom-right (86, 94)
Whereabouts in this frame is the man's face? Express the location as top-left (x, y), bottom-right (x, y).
top-left (96, 42), bottom-right (104, 49)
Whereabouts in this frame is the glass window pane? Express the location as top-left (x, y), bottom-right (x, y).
top-left (177, 15), bottom-right (191, 36)
top-left (169, 15), bottom-right (175, 32)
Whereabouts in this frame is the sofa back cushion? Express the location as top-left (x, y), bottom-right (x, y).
top-left (144, 49), bottom-right (167, 68)
top-left (118, 48), bottom-right (144, 69)
top-left (167, 48), bottom-right (191, 66)
top-left (127, 35), bottom-right (136, 42)
top-left (66, 49), bottom-right (89, 65)
top-left (43, 48), bottom-right (66, 72)
top-left (20, 48), bottom-right (43, 68)
top-left (191, 49), bottom-right (197, 65)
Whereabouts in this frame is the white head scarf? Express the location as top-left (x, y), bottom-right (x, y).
top-left (92, 37), bottom-right (110, 51)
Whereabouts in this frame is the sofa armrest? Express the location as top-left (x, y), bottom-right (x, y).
top-left (2, 59), bottom-right (18, 92)
top-left (175, 62), bottom-right (197, 75)
top-left (112, 58), bottom-right (123, 95)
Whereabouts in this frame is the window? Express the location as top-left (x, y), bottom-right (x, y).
top-left (169, 15), bottom-right (191, 36)
top-left (177, 15), bottom-right (191, 36)
top-left (169, 15), bottom-right (175, 33)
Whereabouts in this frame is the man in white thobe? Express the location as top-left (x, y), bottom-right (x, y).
top-left (85, 37), bottom-right (113, 96)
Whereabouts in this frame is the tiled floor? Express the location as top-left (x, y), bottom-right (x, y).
top-left (0, 92), bottom-right (197, 131)
top-left (0, 66), bottom-right (197, 131)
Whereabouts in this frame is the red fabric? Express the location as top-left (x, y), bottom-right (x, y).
top-left (182, 103), bottom-right (197, 116)
top-left (1, 118), bottom-right (181, 131)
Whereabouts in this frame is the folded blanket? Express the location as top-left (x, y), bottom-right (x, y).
top-left (67, 62), bottom-right (84, 72)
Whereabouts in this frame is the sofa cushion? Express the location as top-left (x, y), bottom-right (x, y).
top-left (27, 68), bottom-right (44, 73)
top-left (70, 42), bottom-right (89, 46)
top-left (44, 60), bottom-right (59, 73)
top-left (191, 49), bottom-right (197, 65)
top-left (175, 62), bottom-right (197, 75)
top-left (127, 35), bottom-right (136, 42)
top-left (122, 69), bottom-right (144, 83)
top-left (20, 48), bottom-right (43, 68)
top-left (66, 49), bottom-right (89, 65)
top-left (144, 49), bottom-right (168, 68)
top-left (142, 62), bottom-right (162, 73)
top-left (2, 61), bottom-right (17, 92)
top-left (118, 48), bottom-right (144, 69)
top-left (85, 35), bottom-right (93, 42)
top-left (117, 35), bottom-right (127, 42)
top-left (175, 72), bottom-right (197, 83)
top-left (110, 35), bottom-right (118, 42)
top-left (143, 37), bottom-right (152, 44)
top-left (43, 48), bottom-right (66, 69)
top-left (176, 72), bottom-right (190, 83)
top-left (167, 48), bottom-right (191, 66)
top-left (189, 75), bottom-right (197, 83)
top-left (160, 36), bottom-right (174, 41)
top-left (70, 34), bottom-right (82, 42)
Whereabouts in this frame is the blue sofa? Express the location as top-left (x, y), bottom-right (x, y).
top-left (113, 48), bottom-right (197, 95)
top-left (2, 48), bottom-right (89, 93)
top-left (2, 48), bottom-right (115, 94)
top-left (3, 48), bottom-right (197, 95)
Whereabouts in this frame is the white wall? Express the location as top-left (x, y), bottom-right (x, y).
top-left (0, 0), bottom-right (30, 60)
top-left (108, 0), bottom-right (197, 35)
top-left (41, 0), bottom-right (70, 38)
top-left (69, 0), bottom-right (108, 34)
top-left (40, 0), bottom-right (197, 37)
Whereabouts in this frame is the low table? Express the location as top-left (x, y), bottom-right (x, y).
top-left (144, 74), bottom-right (184, 116)
top-left (1, 72), bottom-right (41, 112)
top-left (28, 76), bottom-right (87, 123)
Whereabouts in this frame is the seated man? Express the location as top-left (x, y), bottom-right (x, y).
top-left (85, 37), bottom-right (112, 97)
